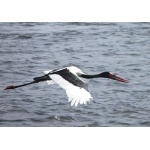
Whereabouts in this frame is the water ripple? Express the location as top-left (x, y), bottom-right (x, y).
top-left (1, 22), bottom-right (150, 126)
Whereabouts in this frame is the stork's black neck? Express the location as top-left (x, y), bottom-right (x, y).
top-left (81, 72), bottom-right (110, 79)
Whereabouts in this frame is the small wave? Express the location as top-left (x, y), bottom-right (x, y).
top-left (0, 119), bottom-right (26, 123)
top-left (1, 60), bottom-right (13, 64)
top-left (140, 121), bottom-right (150, 126)
top-left (20, 22), bottom-right (36, 27)
top-left (66, 22), bottom-right (117, 26)
top-left (30, 118), bottom-right (45, 122)
top-left (0, 110), bottom-right (7, 114)
top-left (43, 115), bottom-right (75, 122)
top-left (34, 111), bottom-right (46, 116)
top-left (22, 98), bottom-right (34, 103)
top-left (88, 121), bottom-right (100, 127)
top-left (15, 34), bottom-right (32, 40)
top-left (124, 53), bottom-right (140, 56)
top-left (46, 115), bottom-right (57, 120)
top-left (114, 121), bottom-right (132, 126)
top-left (8, 108), bottom-right (29, 114)
top-left (54, 115), bottom-right (75, 122)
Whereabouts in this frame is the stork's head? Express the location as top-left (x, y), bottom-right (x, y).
top-left (99, 72), bottom-right (129, 83)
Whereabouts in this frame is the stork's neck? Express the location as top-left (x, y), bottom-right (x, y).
top-left (81, 72), bottom-right (109, 79)
top-left (81, 74), bottom-right (103, 79)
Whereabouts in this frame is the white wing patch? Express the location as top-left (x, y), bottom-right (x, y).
top-left (44, 70), bottom-right (52, 74)
top-left (49, 74), bottom-right (93, 107)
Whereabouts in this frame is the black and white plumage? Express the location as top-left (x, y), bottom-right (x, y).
top-left (33, 66), bottom-right (129, 107)
top-left (44, 66), bottom-right (92, 107)
top-left (4, 66), bottom-right (128, 106)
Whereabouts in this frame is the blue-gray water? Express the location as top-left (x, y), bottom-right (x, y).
top-left (0, 22), bottom-right (150, 126)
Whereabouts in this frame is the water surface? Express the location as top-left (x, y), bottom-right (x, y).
top-left (1, 22), bottom-right (150, 126)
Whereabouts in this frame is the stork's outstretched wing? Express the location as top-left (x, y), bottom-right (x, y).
top-left (46, 68), bottom-right (92, 106)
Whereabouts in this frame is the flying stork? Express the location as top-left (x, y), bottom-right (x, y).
top-left (5, 66), bottom-right (129, 107)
